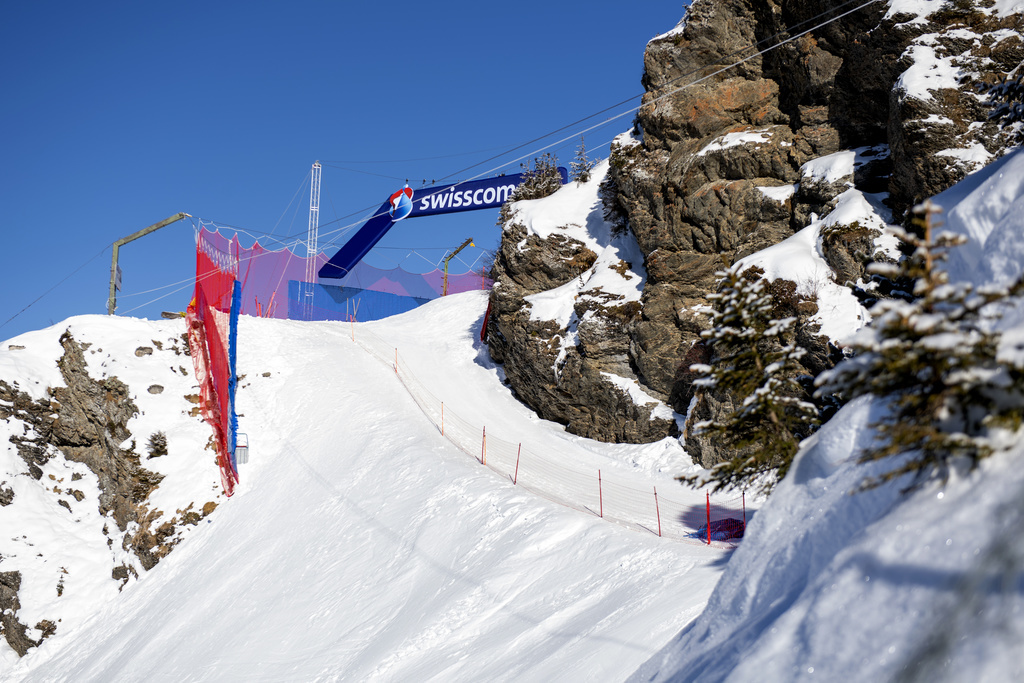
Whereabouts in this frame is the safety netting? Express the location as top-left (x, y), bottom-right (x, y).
top-left (187, 238), bottom-right (242, 496)
top-left (196, 227), bottom-right (491, 321)
top-left (189, 226), bottom-right (493, 494)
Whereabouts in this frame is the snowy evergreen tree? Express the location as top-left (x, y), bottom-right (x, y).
top-left (497, 153), bottom-right (563, 228)
top-left (817, 202), bottom-right (1024, 491)
top-left (570, 137), bottom-right (595, 185)
top-left (682, 265), bottom-right (819, 495)
top-left (510, 153), bottom-right (562, 201)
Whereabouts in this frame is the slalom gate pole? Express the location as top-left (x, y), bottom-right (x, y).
top-left (513, 443), bottom-right (521, 485)
top-left (394, 349), bottom-right (398, 374)
top-left (742, 491), bottom-right (746, 533)
top-left (481, 426), bottom-right (486, 465)
top-left (598, 470), bottom-right (603, 518)
top-left (706, 491), bottom-right (711, 545)
top-left (654, 487), bottom-right (662, 537)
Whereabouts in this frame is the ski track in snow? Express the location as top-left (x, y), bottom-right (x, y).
top-left (2, 300), bottom-right (731, 682)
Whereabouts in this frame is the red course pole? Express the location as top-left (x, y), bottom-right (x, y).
top-left (654, 487), bottom-right (662, 537)
top-left (513, 443), bottom-right (521, 485)
top-left (598, 470), bottom-right (603, 518)
top-left (742, 490), bottom-right (747, 534)
top-left (706, 491), bottom-right (711, 545)
top-left (394, 348), bottom-right (398, 374)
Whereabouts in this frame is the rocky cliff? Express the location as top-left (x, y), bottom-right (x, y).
top-left (0, 323), bottom-right (219, 657)
top-left (487, 0), bottom-right (1023, 463)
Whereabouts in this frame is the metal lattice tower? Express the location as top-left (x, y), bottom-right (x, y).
top-left (304, 161), bottom-right (322, 319)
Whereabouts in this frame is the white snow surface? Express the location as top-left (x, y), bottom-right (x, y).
top-left (887, 0), bottom-right (1024, 22)
top-left (0, 317), bottom-right (223, 672)
top-left (2, 296), bottom-right (724, 682)
top-left (698, 129), bottom-right (778, 157)
top-left (801, 150), bottom-right (855, 184)
top-left (630, 148), bottom-right (1024, 683)
top-left (4, 128), bottom-right (1024, 683)
top-left (935, 147), bottom-right (1024, 287)
top-left (736, 185), bottom-right (892, 342)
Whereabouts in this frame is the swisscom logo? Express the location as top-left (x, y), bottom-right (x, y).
top-left (389, 185), bottom-right (414, 221)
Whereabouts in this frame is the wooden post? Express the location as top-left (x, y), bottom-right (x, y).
top-left (654, 487), bottom-right (662, 537)
top-left (481, 426), bottom-right (486, 465)
top-left (108, 212), bottom-right (190, 315)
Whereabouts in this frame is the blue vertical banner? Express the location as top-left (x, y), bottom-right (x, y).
top-left (228, 279), bottom-right (242, 476)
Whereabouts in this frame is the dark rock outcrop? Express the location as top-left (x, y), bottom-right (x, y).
top-left (0, 571), bottom-right (35, 657)
top-left (487, 0), bottom-right (1022, 460)
top-left (0, 330), bottom-right (212, 656)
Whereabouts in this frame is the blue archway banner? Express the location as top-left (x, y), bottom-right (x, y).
top-left (319, 168), bottom-right (567, 279)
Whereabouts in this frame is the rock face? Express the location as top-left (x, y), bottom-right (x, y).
top-left (0, 331), bottom-right (211, 656)
top-left (488, 0), bottom-right (1022, 458)
top-left (488, 205), bottom-right (676, 442)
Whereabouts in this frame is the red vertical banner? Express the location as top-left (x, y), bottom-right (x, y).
top-left (706, 491), bottom-right (711, 545)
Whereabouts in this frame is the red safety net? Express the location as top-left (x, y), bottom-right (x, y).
top-left (187, 232), bottom-right (244, 496)
top-left (188, 227), bottom-right (495, 495)
top-left (196, 226), bottom-right (492, 321)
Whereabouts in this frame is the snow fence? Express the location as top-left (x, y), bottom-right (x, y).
top-left (352, 324), bottom-right (749, 546)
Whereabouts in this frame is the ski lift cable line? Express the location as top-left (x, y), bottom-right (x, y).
top-left (114, 232), bottom-right (304, 315)
top-left (114, 228), bottom-right (303, 301)
top-left (321, 164), bottom-right (411, 182)
top-left (293, 0), bottom-right (886, 249)
top-left (0, 244), bottom-right (110, 333)
top-left (24, 0), bottom-right (884, 326)
top-left (423, 0), bottom-right (878, 186)
top-left (269, 168), bottom-right (313, 239)
top-left (320, 141), bottom-right (534, 164)
top-left (116, 245), bottom-right (293, 316)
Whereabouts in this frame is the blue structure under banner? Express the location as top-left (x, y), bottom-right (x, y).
top-left (287, 280), bottom-right (431, 322)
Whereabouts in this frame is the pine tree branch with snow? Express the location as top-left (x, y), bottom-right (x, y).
top-left (817, 202), bottom-right (1024, 492)
top-left (570, 137), bottom-right (595, 185)
top-left (682, 265), bottom-right (819, 495)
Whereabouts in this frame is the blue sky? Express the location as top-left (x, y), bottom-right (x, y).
top-left (0, 1), bottom-right (688, 341)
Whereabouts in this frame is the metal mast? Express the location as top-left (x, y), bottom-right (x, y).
top-left (304, 161), bottom-right (322, 319)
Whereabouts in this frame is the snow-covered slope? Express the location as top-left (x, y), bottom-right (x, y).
top-left (2, 295), bottom-right (731, 681)
top-left (630, 149), bottom-right (1024, 683)
top-left (0, 317), bottom-right (223, 665)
